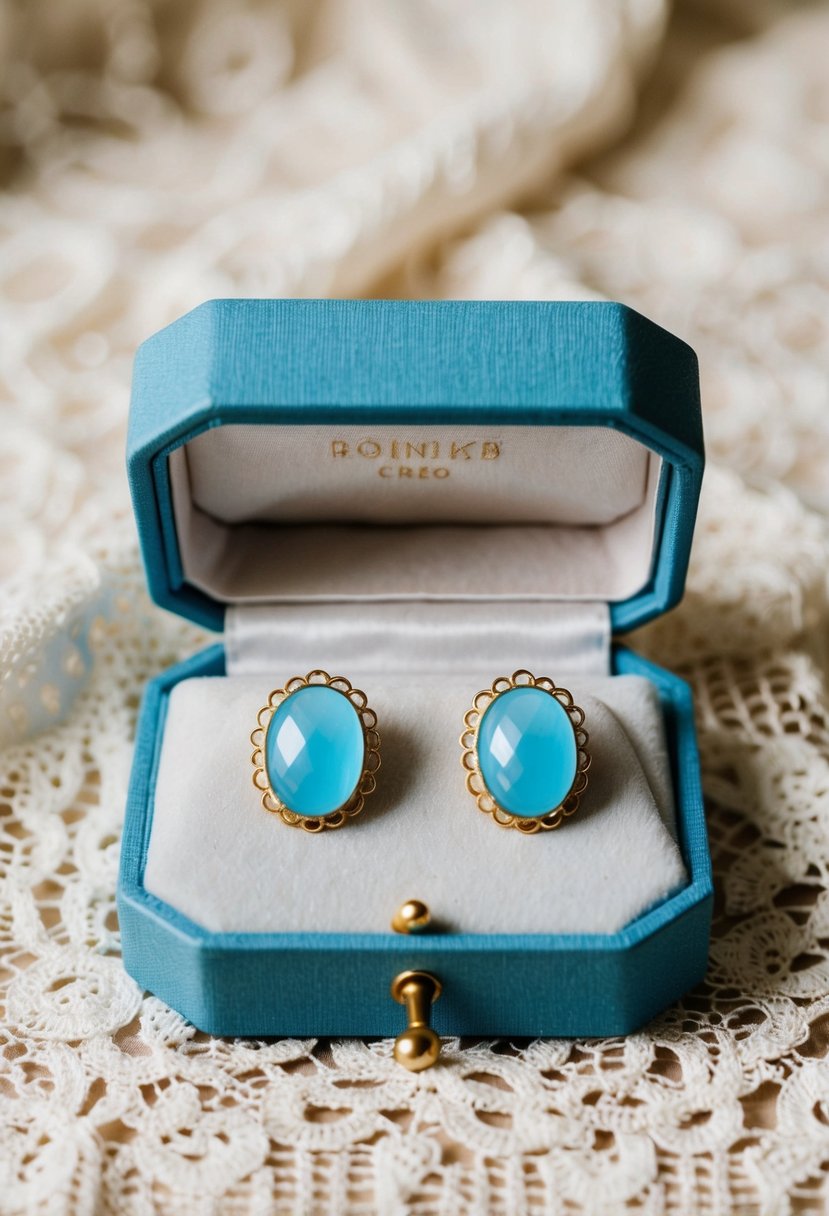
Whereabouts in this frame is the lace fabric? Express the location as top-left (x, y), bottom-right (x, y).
top-left (2, 1), bottom-right (829, 1212)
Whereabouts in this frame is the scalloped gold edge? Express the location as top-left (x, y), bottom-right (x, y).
top-left (459, 668), bottom-right (591, 834)
top-left (251, 669), bottom-right (381, 832)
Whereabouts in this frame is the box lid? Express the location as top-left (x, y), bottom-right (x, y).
top-left (127, 299), bottom-right (703, 634)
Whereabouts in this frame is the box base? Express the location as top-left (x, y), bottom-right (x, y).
top-left (117, 643), bottom-right (712, 1038)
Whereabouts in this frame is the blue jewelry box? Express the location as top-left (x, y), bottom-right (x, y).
top-left (119, 299), bottom-right (711, 1041)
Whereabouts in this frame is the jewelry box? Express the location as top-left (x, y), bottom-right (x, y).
top-left (118, 299), bottom-right (711, 1045)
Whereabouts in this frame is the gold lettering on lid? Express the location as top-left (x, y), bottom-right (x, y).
top-left (357, 439), bottom-right (382, 458)
top-left (377, 465), bottom-right (452, 480)
top-left (331, 436), bottom-right (502, 482)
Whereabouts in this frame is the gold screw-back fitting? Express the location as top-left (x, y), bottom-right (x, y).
top-left (391, 900), bottom-right (431, 935)
top-left (390, 970), bottom-right (442, 1072)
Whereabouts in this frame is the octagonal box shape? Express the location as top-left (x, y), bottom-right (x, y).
top-left (119, 299), bottom-right (712, 1038)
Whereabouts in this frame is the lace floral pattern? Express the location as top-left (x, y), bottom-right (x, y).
top-left (2, 1), bottom-right (829, 1212)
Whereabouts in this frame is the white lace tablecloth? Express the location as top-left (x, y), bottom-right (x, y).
top-left (2, 2), bottom-right (829, 1212)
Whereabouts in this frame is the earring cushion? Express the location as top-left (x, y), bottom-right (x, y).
top-left (146, 672), bottom-right (682, 936)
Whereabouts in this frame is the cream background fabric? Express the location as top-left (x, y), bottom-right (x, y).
top-left (3, 1), bottom-right (829, 1213)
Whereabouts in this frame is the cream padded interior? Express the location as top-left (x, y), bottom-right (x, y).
top-left (145, 671), bottom-right (687, 935)
top-left (149, 423), bottom-right (685, 938)
top-left (168, 425), bottom-right (663, 604)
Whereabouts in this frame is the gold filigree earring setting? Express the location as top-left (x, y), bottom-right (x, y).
top-left (460, 669), bottom-right (590, 834)
top-left (251, 670), bottom-right (380, 831)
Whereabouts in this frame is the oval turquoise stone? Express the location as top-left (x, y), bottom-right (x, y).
top-left (477, 686), bottom-right (577, 818)
top-left (265, 685), bottom-right (365, 818)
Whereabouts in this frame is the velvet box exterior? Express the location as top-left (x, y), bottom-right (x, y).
top-left (118, 299), bottom-right (712, 1038)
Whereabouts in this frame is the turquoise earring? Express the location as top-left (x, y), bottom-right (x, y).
top-left (251, 671), bottom-right (380, 831)
top-left (460, 670), bottom-right (590, 834)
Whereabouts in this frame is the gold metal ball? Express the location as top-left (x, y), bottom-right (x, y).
top-left (391, 899), bottom-right (431, 935)
top-left (393, 1027), bottom-right (441, 1072)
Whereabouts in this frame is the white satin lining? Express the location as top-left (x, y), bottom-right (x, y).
top-left (225, 601), bottom-right (611, 677)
